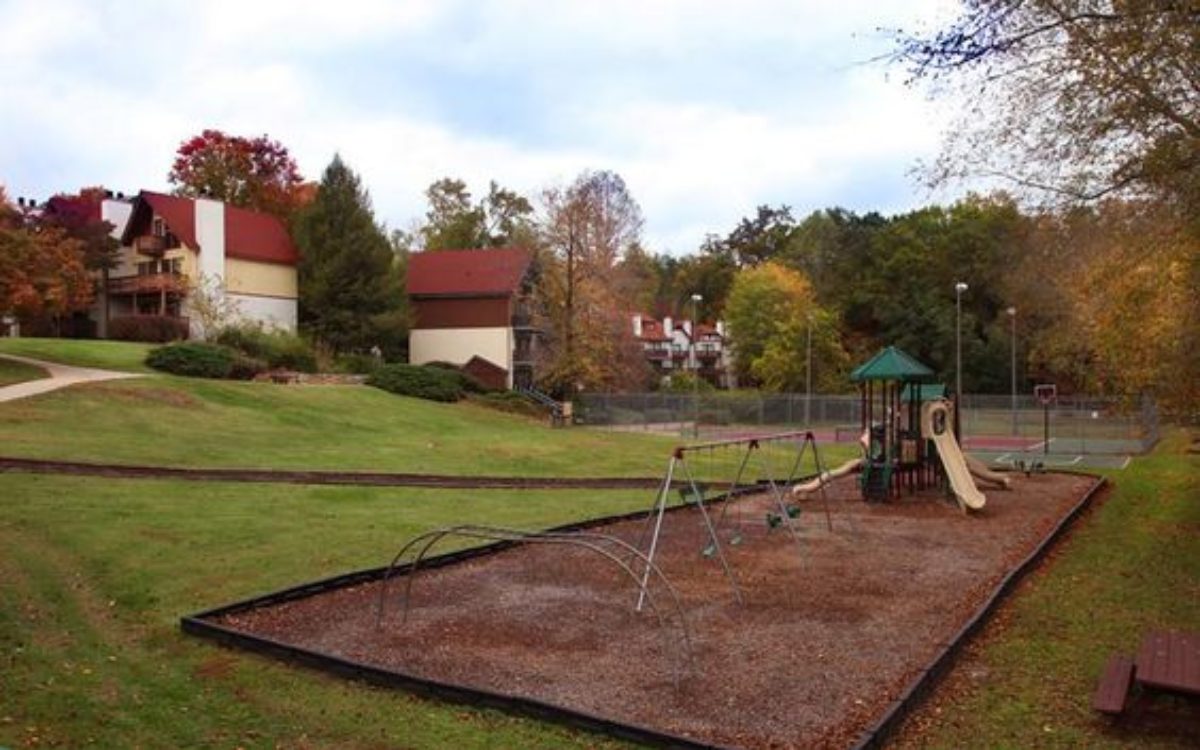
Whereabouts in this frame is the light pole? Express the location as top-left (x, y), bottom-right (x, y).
top-left (805, 312), bottom-right (813, 427)
top-left (691, 293), bottom-right (702, 438)
top-left (954, 281), bottom-right (968, 440)
top-left (1007, 306), bottom-right (1017, 436)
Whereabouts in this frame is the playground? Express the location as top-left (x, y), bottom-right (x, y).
top-left (195, 469), bottom-right (1101, 749)
top-left (185, 345), bottom-right (1118, 747)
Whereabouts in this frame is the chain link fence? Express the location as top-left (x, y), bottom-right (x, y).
top-left (575, 392), bottom-right (1158, 455)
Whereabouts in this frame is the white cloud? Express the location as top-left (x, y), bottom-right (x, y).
top-left (0, 0), bottom-right (960, 253)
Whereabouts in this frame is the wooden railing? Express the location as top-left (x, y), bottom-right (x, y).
top-left (108, 272), bottom-right (186, 295)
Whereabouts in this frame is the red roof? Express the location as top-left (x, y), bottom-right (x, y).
top-left (224, 203), bottom-right (298, 264)
top-left (407, 248), bottom-right (532, 297)
top-left (124, 191), bottom-right (298, 265)
top-left (634, 315), bottom-right (671, 342)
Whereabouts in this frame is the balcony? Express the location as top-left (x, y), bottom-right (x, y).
top-left (108, 272), bottom-right (186, 296)
top-left (133, 235), bottom-right (166, 255)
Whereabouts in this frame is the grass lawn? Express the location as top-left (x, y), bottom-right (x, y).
top-left (0, 357), bottom-right (48, 388)
top-left (0, 475), bottom-right (657, 749)
top-left (0, 338), bottom-right (154, 373)
top-left (0, 375), bottom-right (855, 477)
top-left (895, 430), bottom-right (1199, 748)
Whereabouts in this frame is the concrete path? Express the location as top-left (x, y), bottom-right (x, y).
top-left (0, 353), bottom-right (142, 403)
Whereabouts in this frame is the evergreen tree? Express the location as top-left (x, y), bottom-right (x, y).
top-left (294, 155), bottom-right (406, 354)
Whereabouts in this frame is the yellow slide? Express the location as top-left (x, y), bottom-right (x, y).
top-left (965, 453), bottom-right (1011, 489)
top-left (920, 399), bottom-right (986, 512)
top-left (791, 457), bottom-right (863, 496)
top-left (791, 429), bottom-right (868, 496)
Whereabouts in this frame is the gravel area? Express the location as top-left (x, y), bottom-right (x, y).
top-left (212, 472), bottom-right (1096, 749)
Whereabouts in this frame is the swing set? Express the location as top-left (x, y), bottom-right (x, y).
top-left (632, 430), bottom-right (841, 611)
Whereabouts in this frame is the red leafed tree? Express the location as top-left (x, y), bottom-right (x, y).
top-left (43, 187), bottom-right (120, 272)
top-left (0, 189), bottom-right (94, 319)
top-left (168, 129), bottom-right (305, 216)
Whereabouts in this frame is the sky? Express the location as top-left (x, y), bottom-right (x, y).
top-left (0, 0), bottom-right (961, 254)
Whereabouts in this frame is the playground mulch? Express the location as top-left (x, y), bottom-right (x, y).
top-left (207, 472), bottom-right (1097, 750)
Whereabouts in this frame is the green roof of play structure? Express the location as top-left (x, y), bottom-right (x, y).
top-left (850, 346), bottom-right (936, 383)
top-left (902, 382), bottom-right (949, 402)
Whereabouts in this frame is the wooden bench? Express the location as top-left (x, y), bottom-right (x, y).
top-left (1093, 653), bottom-right (1136, 714)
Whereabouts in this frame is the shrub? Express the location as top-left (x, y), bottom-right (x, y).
top-left (468, 391), bottom-right (544, 418)
top-left (215, 324), bottom-right (317, 372)
top-left (228, 353), bottom-right (267, 381)
top-left (264, 333), bottom-right (317, 372)
top-left (423, 360), bottom-right (493, 393)
top-left (145, 342), bottom-right (234, 378)
top-left (334, 353), bottom-right (383, 374)
top-left (214, 324), bottom-right (270, 358)
top-left (367, 364), bottom-right (464, 402)
top-left (110, 315), bottom-right (188, 343)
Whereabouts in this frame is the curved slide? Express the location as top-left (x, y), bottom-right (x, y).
top-left (965, 453), bottom-right (1011, 489)
top-left (791, 429), bottom-right (868, 496)
top-left (791, 457), bottom-right (863, 496)
top-left (920, 399), bottom-right (986, 512)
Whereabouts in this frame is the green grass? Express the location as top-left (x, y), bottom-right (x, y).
top-left (0, 475), bottom-right (656, 749)
top-left (0, 375), bottom-right (853, 477)
top-left (896, 430), bottom-right (1200, 748)
top-left (0, 338), bottom-right (154, 373)
top-left (0, 357), bottom-right (48, 387)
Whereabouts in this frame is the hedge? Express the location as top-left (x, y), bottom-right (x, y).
top-left (145, 342), bottom-right (234, 379)
top-left (367, 364), bottom-right (465, 402)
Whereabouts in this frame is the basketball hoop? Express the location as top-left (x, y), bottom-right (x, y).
top-left (1034, 384), bottom-right (1057, 407)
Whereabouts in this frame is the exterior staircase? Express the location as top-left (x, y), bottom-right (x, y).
top-left (517, 386), bottom-right (567, 426)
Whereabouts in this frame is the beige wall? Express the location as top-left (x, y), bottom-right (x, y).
top-left (224, 258), bottom-right (297, 299)
top-left (410, 327), bottom-right (512, 384)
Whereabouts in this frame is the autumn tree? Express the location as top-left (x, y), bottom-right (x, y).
top-left (41, 187), bottom-right (121, 329)
top-left (537, 170), bottom-right (651, 394)
top-left (293, 155), bottom-right (407, 354)
top-left (892, 2), bottom-right (1199, 222)
top-left (419, 178), bottom-right (535, 250)
top-left (723, 262), bottom-right (846, 389)
top-left (168, 129), bottom-right (305, 217)
top-left (0, 189), bottom-right (93, 323)
top-left (1019, 201), bottom-right (1198, 411)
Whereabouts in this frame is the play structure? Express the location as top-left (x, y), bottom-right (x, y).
top-left (794, 346), bottom-right (1009, 512)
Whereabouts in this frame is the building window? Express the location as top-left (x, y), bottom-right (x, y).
top-left (152, 217), bottom-right (166, 237)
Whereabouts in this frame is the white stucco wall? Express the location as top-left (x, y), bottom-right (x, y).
top-left (227, 293), bottom-right (298, 332)
top-left (194, 198), bottom-right (226, 284)
top-left (410, 327), bottom-right (512, 382)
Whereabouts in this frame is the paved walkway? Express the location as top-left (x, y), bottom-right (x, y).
top-left (0, 353), bottom-right (141, 403)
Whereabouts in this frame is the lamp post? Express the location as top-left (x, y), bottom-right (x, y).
top-left (691, 293), bottom-right (702, 438)
top-left (805, 312), bottom-right (813, 427)
top-left (1006, 306), bottom-right (1017, 436)
top-left (954, 281), bottom-right (968, 440)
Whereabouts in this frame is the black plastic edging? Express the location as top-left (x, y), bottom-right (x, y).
top-left (180, 617), bottom-right (725, 750)
top-left (848, 473), bottom-right (1109, 750)
top-left (0, 456), bottom-right (663, 490)
top-left (182, 496), bottom-right (745, 749)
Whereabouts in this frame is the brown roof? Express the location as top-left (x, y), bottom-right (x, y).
top-left (407, 248), bottom-right (532, 297)
top-left (123, 191), bottom-right (298, 265)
